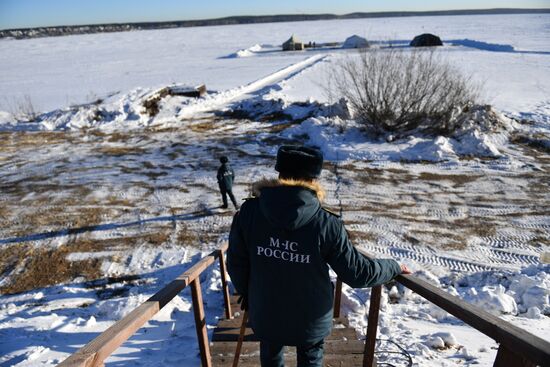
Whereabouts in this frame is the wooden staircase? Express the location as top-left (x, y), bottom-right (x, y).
top-left (210, 295), bottom-right (367, 366)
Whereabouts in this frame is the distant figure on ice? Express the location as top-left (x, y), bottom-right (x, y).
top-left (217, 156), bottom-right (238, 209)
top-left (227, 145), bottom-right (410, 367)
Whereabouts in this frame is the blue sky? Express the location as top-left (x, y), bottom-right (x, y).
top-left (1, 0), bottom-right (549, 30)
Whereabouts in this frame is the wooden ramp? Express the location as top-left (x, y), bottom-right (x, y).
top-left (210, 296), bottom-right (366, 366)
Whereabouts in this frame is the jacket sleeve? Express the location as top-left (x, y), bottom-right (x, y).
top-left (324, 220), bottom-right (401, 288)
top-left (217, 166), bottom-right (223, 182)
top-left (227, 211), bottom-right (249, 297)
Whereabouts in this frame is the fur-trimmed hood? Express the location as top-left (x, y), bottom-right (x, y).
top-left (251, 178), bottom-right (325, 231)
top-left (251, 178), bottom-right (325, 202)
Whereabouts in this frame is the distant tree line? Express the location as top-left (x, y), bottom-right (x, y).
top-left (1, 8), bottom-right (548, 40)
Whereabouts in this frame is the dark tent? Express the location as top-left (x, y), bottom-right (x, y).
top-left (410, 33), bottom-right (443, 47)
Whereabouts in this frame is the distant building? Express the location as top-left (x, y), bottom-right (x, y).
top-left (410, 33), bottom-right (443, 47)
top-left (282, 35), bottom-right (304, 51)
top-left (343, 35), bottom-right (369, 49)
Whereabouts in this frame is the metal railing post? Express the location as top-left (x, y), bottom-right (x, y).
top-left (191, 278), bottom-right (212, 367)
top-left (363, 285), bottom-right (381, 367)
top-left (219, 249), bottom-right (232, 319)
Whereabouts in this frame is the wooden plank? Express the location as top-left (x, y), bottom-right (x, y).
top-left (333, 278), bottom-right (343, 318)
top-left (358, 249), bottom-right (550, 367)
top-left (215, 317), bottom-right (349, 329)
top-left (219, 249), bottom-right (233, 320)
top-left (232, 310), bottom-right (248, 367)
top-left (59, 246), bottom-right (227, 367)
top-left (211, 340), bottom-right (366, 356)
top-left (211, 341), bottom-right (260, 356)
top-left (212, 326), bottom-right (258, 342)
top-left (493, 345), bottom-right (537, 367)
top-left (363, 285), bottom-right (381, 367)
top-left (212, 326), bottom-right (357, 342)
top-left (191, 278), bottom-right (212, 367)
top-left (212, 353), bottom-right (366, 366)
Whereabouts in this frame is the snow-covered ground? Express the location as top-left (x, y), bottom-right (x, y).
top-left (0, 13), bottom-right (549, 367)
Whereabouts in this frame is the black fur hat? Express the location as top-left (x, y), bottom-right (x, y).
top-left (275, 145), bottom-right (323, 179)
top-left (220, 156), bottom-right (229, 163)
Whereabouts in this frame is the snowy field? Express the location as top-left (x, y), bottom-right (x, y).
top-left (0, 13), bottom-right (549, 367)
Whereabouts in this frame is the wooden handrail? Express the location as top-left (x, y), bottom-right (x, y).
top-left (354, 248), bottom-right (550, 367)
top-left (59, 243), bottom-right (229, 367)
top-left (59, 242), bottom-right (550, 367)
top-left (396, 273), bottom-right (550, 366)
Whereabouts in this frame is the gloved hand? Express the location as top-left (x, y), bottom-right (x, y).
top-left (237, 295), bottom-right (248, 311)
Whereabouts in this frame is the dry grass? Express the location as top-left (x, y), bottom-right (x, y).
top-left (463, 219), bottom-right (497, 238)
top-left (0, 224), bottom-right (175, 294)
top-left (97, 145), bottom-right (146, 156)
top-left (144, 126), bottom-right (183, 134)
top-left (266, 121), bottom-right (295, 133)
top-left (84, 130), bottom-right (134, 143)
top-left (143, 171), bottom-right (169, 180)
top-left (187, 120), bottom-right (218, 133)
top-left (408, 215), bottom-right (498, 240)
top-left (106, 195), bottom-right (134, 207)
top-left (351, 167), bottom-right (415, 186)
top-left (337, 162), bottom-right (362, 172)
top-left (527, 177), bottom-right (550, 195)
top-left (4, 205), bottom-right (119, 239)
top-left (107, 131), bottom-right (133, 143)
top-left (141, 161), bottom-right (156, 169)
top-left (0, 131), bottom-right (67, 153)
top-left (406, 230), bottom-right (467, 250)
top-left (176, 224), bottom-right (199, 246)
top-left (529, 236), bottom-right (550, 247)
top-left (0, 177), bottom-right (58, 197)
top-left (198, 230), bottom-right (228, 244)
top-left (347, 230), bottom-right (377, 243)
top-left (186, 182), bottom-right (219, 193)
top-left (164, 151), bottom-right (182, 160)
top-left (418, 172), bottom-right (483, 186)
top-left (137, 230), bottom-right (171, 246)
top-left (511, 133), bottom-right (550, 154)
top-left (0, 242), bottom-right (102, 295)
top-left (342, 200), bottom-right (416, 215)
top-left (0, 204), bottom-right (9, 219)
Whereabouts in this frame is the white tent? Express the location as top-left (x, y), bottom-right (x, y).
top-left (343, 35), bottom-right (369, 49)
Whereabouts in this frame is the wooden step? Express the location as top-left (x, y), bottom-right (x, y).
top-left (215, 294), bottom-right (363, 366)
top-left (210, 340), bottom-right (365, 356)
top-left (215, 317), bottom-right (350, 329)
top-left (212, 326), bottom-right (357, 342)
top-left (211, 352), bottom-right (366, 366)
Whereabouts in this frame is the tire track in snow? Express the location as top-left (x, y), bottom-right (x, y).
top-left (474, 237), bottom-right (542, 252)
top-left (361, 243), bottom-right (497, 272)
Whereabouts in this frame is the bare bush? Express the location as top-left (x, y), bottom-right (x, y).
top-left (330, 48), bottom-right (480, 135)
top-left (3, 94), bottom-right (38, 121)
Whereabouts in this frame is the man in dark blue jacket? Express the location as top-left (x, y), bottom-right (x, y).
top-left (227, 145), bottom-right (410, 367)
top-left (217, 156), bottom-right (238, 209)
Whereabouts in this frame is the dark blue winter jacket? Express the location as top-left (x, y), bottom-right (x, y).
top-left (217, 163), bottom-right (234, 191)
top-left (227, 179), bottom-right (401, 346)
